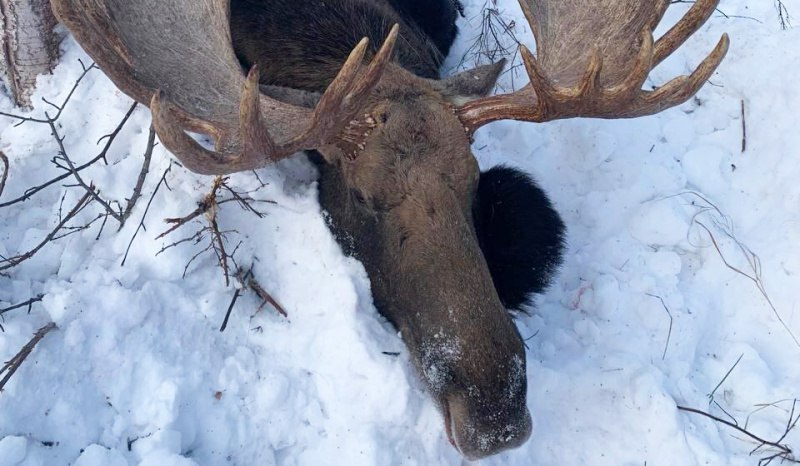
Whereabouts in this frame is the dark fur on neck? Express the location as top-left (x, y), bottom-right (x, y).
top-left (230, 0), bottom-right (457, 91)
top-left (474, 166), bottom-right (566, 310)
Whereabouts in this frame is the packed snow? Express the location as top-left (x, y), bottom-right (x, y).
top-left (2, 1), bottom-right (800, 465)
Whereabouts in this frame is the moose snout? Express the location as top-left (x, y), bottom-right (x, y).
top-left (444, 394), bottom-right (533, 460)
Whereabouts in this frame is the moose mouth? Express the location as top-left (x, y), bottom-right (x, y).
top-left (440, 394), bottom-right (534, 460)
top-left (442, 401), bottom-right (458, 450)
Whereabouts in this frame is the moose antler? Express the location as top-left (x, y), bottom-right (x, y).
top-left (456, 0), bottom-right (729, 132)
top-left (50, 0), bottom-right (398, 175)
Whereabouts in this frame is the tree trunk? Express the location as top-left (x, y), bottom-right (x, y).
top-left (0, 0), bottom-right (60, 108)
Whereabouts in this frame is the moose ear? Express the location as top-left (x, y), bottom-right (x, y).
top-left (433, 59), bottom-right (506, 105)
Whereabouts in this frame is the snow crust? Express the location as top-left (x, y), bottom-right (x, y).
top-left (2, 1), bottom-right (800, 465)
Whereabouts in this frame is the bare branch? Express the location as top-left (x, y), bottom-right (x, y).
top-left (677, 405), bottom-right (798, 464)
top-left (156, 177), bottom-right (238, 285)
top-left (46, 116), bottom-right (123, 223)
top-left (695, 220), bottom-right (800, 347)
top-left (119, 125), bottom-right (156, 228)
top-left (775, 0), bottom-right (791, 30)
top-left (0, 61), bottom-right (97, 126)
top-left (0, 192), bottom-right (92, 271)
top-left (121, 163), bottom-right (173, 266)
top-left (0, 294), bottom-right (44, 318)
top-left (239, 267), bottom-right (287, 318)
top-left (0, 322), bottom-right (57, 392)
top-left (0, 101), bottom-right (138, 209)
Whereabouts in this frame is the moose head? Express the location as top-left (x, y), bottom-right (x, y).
top-left (51, 0), bottom-right (727, 459)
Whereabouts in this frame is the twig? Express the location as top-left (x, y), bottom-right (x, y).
top-left (0, 102), bottom-right (138, 209)
top-left (0, 192), bottom-right (92, 271)
top-left (0, 61), bottom-right (97, 126)
top-left (220, 269), bottom-right (253, 332)
top-left (669, 0), bottom-right (760, 23)
top-left (47, 116), bottom-right (124, 223)
top-left (0, 151), bottom-right (8, 198)
top-left (119, 126), bottom-right (156, 228)
top-left (776, 0), bottom-right (791, 30)
top-left (219, 183), bottom-right (273, 217)
top-left (775, 400), bottom-right (800, 446)
top-left (156, 177), bottom-right (238, 285)
top-left (679, 398), bottom-right (800, 465)
top-left (156, 203), bottom-right (211, 240)
top-left (741, 100), bottom-right (747, 153)
top-left (209, 214), bottom-right (231, 286)
top-left (0, 322), bottom-right (57, 392)
top-left (240, 268), bottom-right (287, 318)
top-left (0, 294), bottom-right (44, 317)
top-left (121, 163), bottom-right (173, 266)
top-left (677, 405), bottom-right (797, 462)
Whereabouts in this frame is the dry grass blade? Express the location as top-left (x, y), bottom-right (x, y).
top-left (708, 353), bottom-right (744, 406)
top-left (645, 293), bottom-right (673, 360)
top-left (0, 322), bottom-right (57, 392)
top-left (683, 191), bottom-right (800, 348)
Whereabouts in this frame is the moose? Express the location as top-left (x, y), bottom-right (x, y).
top-left (50, 0), bottom-right (727, 459)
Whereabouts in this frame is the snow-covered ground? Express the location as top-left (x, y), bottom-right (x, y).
top-left (2, 1), bottom-right (799, 465)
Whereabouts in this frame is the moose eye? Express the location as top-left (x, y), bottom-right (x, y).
top-left (379, 112), bottom-right (389, 124)
top-left (351, 190), bottom-right (368, 205)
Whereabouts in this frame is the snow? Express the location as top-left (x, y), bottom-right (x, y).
top-left (2, 1), bottom-right (800, 465)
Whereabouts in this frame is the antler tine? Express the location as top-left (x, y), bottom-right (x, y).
top-left (241, 65), bottom-right (277, 159)
top-left (654, 0), bottom-right (721, 66)
top-left (291, 24), bottom-right (399, 150)
top-left (456, 0), bottom-right (729, 132)
top-left (150, 90), bottom-right (252, 175)
top-left (348, 24), bottom-right (399, 105)
top-left (639, 33), bottom-right (729, 115)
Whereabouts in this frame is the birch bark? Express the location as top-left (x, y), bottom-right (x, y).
top-left (0, 0), bottom-right (60, 108)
